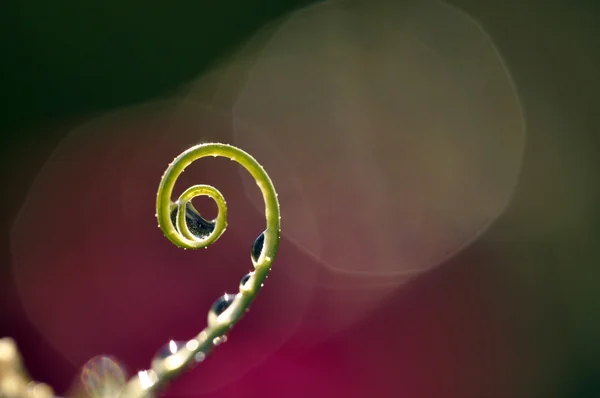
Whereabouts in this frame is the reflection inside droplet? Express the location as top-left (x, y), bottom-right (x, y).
top-left (170, 202), bottom-right (215, 238)
top-left (240, 272), bottom-right (253, 289)
top-left (211, 294), bottom-right (235, 317)
top-left (207, 294), bottom-right (236, 326)
top-left (251, 232), bottom-right (265, 263)
top-left (154, 340), bottom-right (185, 360)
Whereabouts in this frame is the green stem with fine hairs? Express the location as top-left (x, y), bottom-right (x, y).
top-left (117, 143), bottom-right (281, 398)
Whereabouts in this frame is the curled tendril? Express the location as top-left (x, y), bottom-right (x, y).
top-left (117, 143), bottom-right (281, 398)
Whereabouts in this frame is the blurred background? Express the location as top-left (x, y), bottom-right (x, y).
top-left (0, 0), bottom-right (598, 397)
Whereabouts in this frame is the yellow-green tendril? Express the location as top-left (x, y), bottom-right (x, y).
top-left (118, 143), bottom-right (280, 398)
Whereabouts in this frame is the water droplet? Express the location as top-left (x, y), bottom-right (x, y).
top-left (208, 293), bottom-right (235, 324)
top-left (213, 336), bottom-right (226, 346)
top-left (240, 272), bottom-right (253, 289)
top-left (138, 370), bottom-right (158, 390)
top-left (251, 232), bottom-right (265, 263)
top-left (185, 340), bottom-right (199, 351)
top-left (170, 203), bottom-right (215, 238)
top-left (154, 340), bottom-right (185, 360)
top-left (194, 352), bottom-right (206, 363)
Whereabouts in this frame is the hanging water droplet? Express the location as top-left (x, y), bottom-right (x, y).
top-left (212, 294), bottom-right (235, 316)
top-left (240, 272), bottom-right (253, 289)
top-left (154, 340), bottom-right (185, 360)
top-left (208, 294), bottom-right (236, 326)
top-left (151, 340), bottom-right (189, 374)
top-left (170, 203), bottom-right (215, 238)
top-left (194, 352), bottom-right (206, 363)
top-left (251, 231), bottom-right (265, 263)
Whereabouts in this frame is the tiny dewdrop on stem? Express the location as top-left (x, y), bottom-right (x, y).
top-left (117, 143), bottom-right (281, 398)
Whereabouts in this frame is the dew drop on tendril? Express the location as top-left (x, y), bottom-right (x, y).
top-left (251, 232), bottom-right (265, 262)
top-left (213, 335), bottom-right (227, 346)
top-left (240, 272), bottom-right (253, 289)
top-left (170, 203), bottom-right (215, 238)
top-left (154, 340), bottom-right (185, 360)
top-left (210, 294), bottom-right (236, 319)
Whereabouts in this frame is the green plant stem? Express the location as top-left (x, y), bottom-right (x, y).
top-left (117, 143), bottom-right (280, 398)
